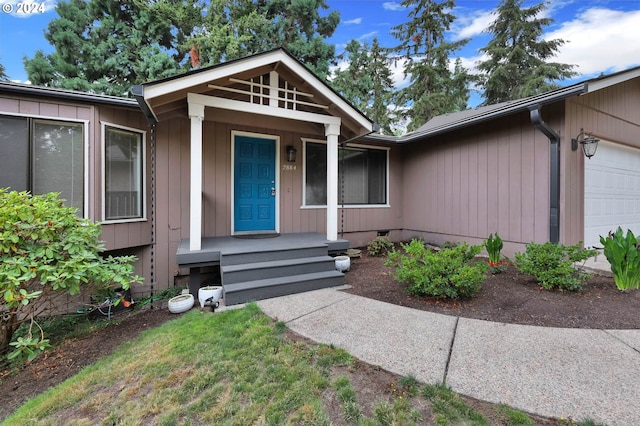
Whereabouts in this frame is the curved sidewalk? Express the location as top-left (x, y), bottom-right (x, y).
top-left (257, 286), bottom-right (640, 426)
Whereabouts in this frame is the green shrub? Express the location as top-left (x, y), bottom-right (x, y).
top-left (515, 242), bottom-right (596, 291)
top-left (367, 236), bottom-right (393, 257)
top-left (386, 239), bottom-right (488, 299)
top-left (0, 190), bottom-right (143, 360)
top-left (600, 227), bottom-right (640, 290)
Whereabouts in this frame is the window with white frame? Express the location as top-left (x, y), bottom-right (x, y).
top-left (104, 125), bottom-right (144, 221)
top-left (304, 141), bottom-right (388, 206)
top-left (0, 115), bottom-right (85, 214)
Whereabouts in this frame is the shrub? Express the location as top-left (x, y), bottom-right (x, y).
top-left (0, 190), bottom-right (143, 360)
top-left (600, 227), bottom-right (640, 290)
top-left (386, 239), bottom-right (488, 299)
top-left (514, 242), bottom-right (596, 291)
top-left (367, 236), bottom-right (393, 257)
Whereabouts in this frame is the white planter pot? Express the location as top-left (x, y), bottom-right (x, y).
top-left (198, 286), bottom-right (223, 308)
top-left (334, 255), bottom-right (351, 272)
top-left (168, 294), bottom-right (194, 314)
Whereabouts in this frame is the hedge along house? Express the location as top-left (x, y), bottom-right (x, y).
top-left (376, 65), bottom-right (640, 258)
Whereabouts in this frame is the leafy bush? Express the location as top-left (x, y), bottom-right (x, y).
top-left (0, 190), bottom-right (143, 360)
top-left (600, 227), bottom-right (640, 290)
top-left (367, 236), bottom-right (393, 257)
top-left (515, 242), bottom-right (596, 291)
top-left (386, 239), bottom-right (488, 299)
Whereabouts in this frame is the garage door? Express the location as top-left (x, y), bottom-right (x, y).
top-left (584, 140), bottom-right (640, 248)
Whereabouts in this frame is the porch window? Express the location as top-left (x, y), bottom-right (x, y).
top-left (304, 141), bottom-right (388, 206)
top-left (104, 125), bottom-right (145, 221)
top-left (0, 115), bottom-right (85, 215)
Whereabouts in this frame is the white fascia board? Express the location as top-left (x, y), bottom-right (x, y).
top-left (586, 67), bottom-right (640, 93)
top-left (188, 92), bottom-right (341, 126)
top-left (144, 50), bottom-right (285, 100)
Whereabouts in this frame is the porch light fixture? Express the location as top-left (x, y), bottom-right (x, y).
top-left (286, 145), bottom-right (297, 162)
top-left (571, 129), bottom-right (599, 159)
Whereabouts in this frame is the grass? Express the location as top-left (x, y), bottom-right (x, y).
top-left (2, 304), bottom-right (607, 425)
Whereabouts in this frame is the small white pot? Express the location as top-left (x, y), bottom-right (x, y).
top-left (198, 286), bottom-right (223, 308)
top-left (168, 294), bottom-right (194, 314)
top-left (334, 255), bottom-right (351, 272)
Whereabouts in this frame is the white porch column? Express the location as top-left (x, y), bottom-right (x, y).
top-left (189, 102), bottom-right (205, 251)
top-left (325, 123), bottom-right (340, 241)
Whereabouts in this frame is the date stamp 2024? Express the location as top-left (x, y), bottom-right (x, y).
top-left (2, 2), bottom-right (46, 14)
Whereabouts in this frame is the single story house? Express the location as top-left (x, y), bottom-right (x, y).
top-left (1, 49), bottom-right (638, 304)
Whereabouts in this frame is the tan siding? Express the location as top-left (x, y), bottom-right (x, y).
top-left (402, 112), bottom-right (551, 256)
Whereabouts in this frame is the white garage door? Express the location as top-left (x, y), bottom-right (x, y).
top-left (584, 140), bottom-right (640, 248)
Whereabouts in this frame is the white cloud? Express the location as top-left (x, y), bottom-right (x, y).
top-left (358, 31), bottom-right (378, 41)
top-left (382, 2), bottom-right (405, 12)
top-left (343, 18), bottom-right (362, 25)
top-left (2, 0), bottom-right (56, 17)
top-left (546, 8), bottom-right (640, 76)
top-left (450, 9), bottom-right (496, 41)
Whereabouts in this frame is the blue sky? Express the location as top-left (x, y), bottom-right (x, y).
top-left (1, 0), bottom-right (639, 107)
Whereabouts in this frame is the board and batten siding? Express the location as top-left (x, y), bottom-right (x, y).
top-left (563, 78), bottom-right (640, 246)
top-left (0, 94), bottom-right (153, 295)
top-left (401, 110), bottom-right (553, 257)
top-left (153, 114), bottom-right (402, 286)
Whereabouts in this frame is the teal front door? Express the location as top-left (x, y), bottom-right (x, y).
top-left (233, 135), bottom-right (277, 233)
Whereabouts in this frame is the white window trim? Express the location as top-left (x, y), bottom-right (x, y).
top-left (0, 111), bottom-right (90, 218)
top-left (101, 122), bottom-right (147, 223)
top-left (301, 138), bottom-right (391, 209)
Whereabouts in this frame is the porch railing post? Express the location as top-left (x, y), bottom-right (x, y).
top-left (189, 101), bottom-right (205, 251)
top-left (325, 123), bottom-right (340, 241)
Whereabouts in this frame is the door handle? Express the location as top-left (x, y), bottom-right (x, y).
top-left (271, 187), bottom-right (276, 196)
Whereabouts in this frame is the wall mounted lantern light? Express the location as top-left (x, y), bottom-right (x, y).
top-left (286, 145), bottom-right (297, 162)
top-left (571, 129), bottom-right (599, 159)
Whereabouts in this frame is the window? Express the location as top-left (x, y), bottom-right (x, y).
top-left (104, 125), bottom-right (144, 221)
top-left (0, 115), bottom-right (85, 214)
top-left (304, 141), bottom-right (388, 206)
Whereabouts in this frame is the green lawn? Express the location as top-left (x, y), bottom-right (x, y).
top-left (2, 304), bottom-right (602, 425)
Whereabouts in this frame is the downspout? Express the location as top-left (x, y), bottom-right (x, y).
top-left (529, 105), bottom-right (560, 243)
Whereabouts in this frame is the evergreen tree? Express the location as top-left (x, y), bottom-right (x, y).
top-left (190, 0), bottom-right (340, 79)
top-left (24, 0), bottom-right (200, 96)
top-left (0, 62), bottom-right (8, 80)
top-left (331, 38), bottom-right (397, 135)
top-left (476, 0), bottom-right (576, 105)
top-left (391, 0), bottom-right (470, 131)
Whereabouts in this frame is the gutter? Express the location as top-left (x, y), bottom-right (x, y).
top-left (528, 105), bottom-right (561, 243)
top-left (130, 84), bottom-right (158, 127)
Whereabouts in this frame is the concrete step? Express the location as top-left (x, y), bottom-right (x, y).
top-left (223, 270), bottom-right (344, 306)
top-left (222, 256), bottom-right (336, 284)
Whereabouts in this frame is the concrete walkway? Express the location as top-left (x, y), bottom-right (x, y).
top-left (255, 286), bottom-right (640, 426)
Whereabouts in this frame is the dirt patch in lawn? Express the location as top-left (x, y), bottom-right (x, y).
top-left (344, 251), bottom-right (640, 330)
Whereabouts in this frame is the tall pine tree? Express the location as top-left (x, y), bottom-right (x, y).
top-left (24, 0), bottom-right (201, 96)
top-left (0, 62), bottom-right (8, 80)
top-left (476, 0), bottom-right (576, 105)
top-left (188, 0), bottom-right (340, 79)
top-left (391, 0), bottom-right (470, 131)
top-left (331, 38), bottom-right (397, 135)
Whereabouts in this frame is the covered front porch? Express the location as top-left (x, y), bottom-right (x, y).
top-left (176, 233), bottom-right (350, 305)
